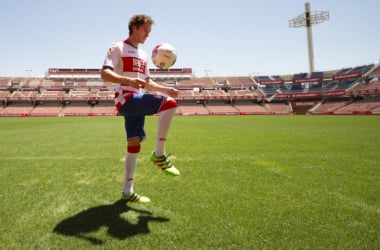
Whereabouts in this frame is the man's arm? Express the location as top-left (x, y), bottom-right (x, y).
top-left (101, 68), bottom-right (146, 89)
top-left (146, 78), bottom-right (179, 98)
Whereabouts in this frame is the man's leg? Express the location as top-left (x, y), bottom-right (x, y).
top-left (120, 114), bottom-right (150, 203)
top-left (155, 105), bottom-right (177, 156)
top-left (150, 98), bottom-right (180, 176)
top-left (122, 138), bottom-right (151, 203)
top-left (123, 139), bottom-right (140, 196)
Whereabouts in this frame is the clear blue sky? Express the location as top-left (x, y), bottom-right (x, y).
top-left (1, 0), bottom-right (379, 77)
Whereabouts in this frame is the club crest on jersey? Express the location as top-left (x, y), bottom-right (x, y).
top-left (121, 57), bottom-right (146, 74)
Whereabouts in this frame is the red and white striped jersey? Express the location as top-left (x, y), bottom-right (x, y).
top-left (103, 39), bottom-right (149, 94)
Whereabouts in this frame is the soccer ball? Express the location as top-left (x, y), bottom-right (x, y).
top-left (151, 43), bottom-right (177, 69)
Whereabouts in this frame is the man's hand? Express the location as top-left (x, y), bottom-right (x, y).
top-left (144, 78), bottom-right (179, 98)
top-left (164, 87), bottom-right (180, 98)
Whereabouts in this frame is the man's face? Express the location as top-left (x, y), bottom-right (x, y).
top-left (133, 22), bottom-right (152, 44)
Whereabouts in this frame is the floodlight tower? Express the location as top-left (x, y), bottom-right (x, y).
top-left (289, 2), bottom-right (329, 73)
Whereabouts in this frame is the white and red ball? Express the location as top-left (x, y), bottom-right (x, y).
top-left (151, 43), bottom-right (177, 69)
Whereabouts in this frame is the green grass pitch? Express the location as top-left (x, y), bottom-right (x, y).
top-left (0, 115), bottom-right (379, 249)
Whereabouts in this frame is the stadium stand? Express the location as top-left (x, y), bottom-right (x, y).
top-left (0, 104), bottom-right (33, 117)
top-left (63, 103), bottom-right (92, 116)
top-left (178, 77), bottom-right (214, 87)
top-left (95, 90), bottom-right (114, 100)
top-left (0, 77), bottom-right (11, 88)
top-left (42, 79), bottom-right (64, 89)
top-left (1, 64), bottom-right (380, 116)
top-left (67, 90), bottom-right (92, 100)
top-left (0, 90), bottom-right (9, 100)
top-left (177, 102), bottom-right (209, 116)
top-left (228, 89), bottom-right (261, 99)
top-left (23, 78), bottom-right (44, 89)
top-left (31, 104), bottom-right (62, 117)
top-left (91, 103), bottom-right (116, 116)
top-left (226, 76), bottom-right (255, 87)
top-left (10, 91), bottom-right (38, 101)
top-left (332, 97), bottom-right (380, 115)
top-left (206, 102), bottom-right (239, 115)
top-left (234, 102), bottom-right (270, 115)
top-left (264, 103), bottom-right (292, 114)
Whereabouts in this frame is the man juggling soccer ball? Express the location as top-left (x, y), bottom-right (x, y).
top-left (101, 14), bottom-right (180, 203)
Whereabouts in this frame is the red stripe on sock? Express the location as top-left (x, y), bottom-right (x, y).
top-left (158, 99), bottom-right (178, 112)
top-left (127, 145), bottom-right (140, 153)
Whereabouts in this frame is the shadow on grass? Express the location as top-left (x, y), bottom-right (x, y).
top-left (53, 199), bottom-right (169, 245)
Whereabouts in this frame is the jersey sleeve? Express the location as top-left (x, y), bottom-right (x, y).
top-left (102, 42), bottom-right (121, 71)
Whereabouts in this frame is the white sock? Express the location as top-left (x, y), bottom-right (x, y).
top-left (123, 152), bottom-right (139, 195)
top-left (155, 108), bottom-right (176, 157)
